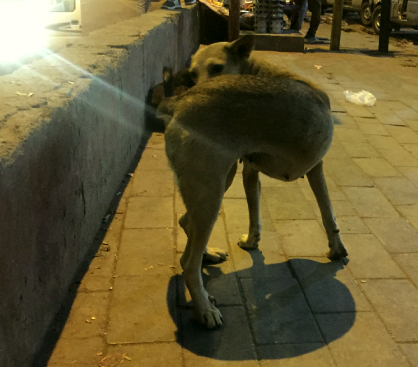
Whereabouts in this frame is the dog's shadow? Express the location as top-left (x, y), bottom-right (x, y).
top-left (167, 249), bottom-right (355, 361)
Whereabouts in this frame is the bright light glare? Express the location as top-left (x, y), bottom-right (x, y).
top-left (0, 1), bottom-right (49, 63)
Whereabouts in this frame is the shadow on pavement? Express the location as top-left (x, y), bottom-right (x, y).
top-left (168, 250), bottom-right (355, 361)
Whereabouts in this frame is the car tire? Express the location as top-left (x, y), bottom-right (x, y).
top-left (372, 5), bottom-right (381, 34)
top-left (360, 1), bottom-right (372, 26)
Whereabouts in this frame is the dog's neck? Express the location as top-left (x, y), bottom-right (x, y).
top-left (240, 56), bottom-right (299, 80)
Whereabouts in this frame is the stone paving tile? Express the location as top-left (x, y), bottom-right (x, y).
top-left (399, 166), bottom-right (418, 187)
top-left (397, 205), bottom-right (418, 231)
top-left (316, 312), bottom-right (409, 367)
top-left (338, 216), bottom-right (370, 234)
top-left (402, 144), bottom-right (418, 160)
top-left (125, 197), bottom-right (173, 229)
top-left (274, 220), bottom-right (329, 257)
top-left (342, 234), bottom-right (406, 279)
top-left (363, 217), bottom-right (418, 253)
top-left (343, 105), bottom-right (375, 118)
top-left (223, 197), bottom-right (276, 233)
top-left (116, 229), bottom-right (174, 276)
top-left (47, 337), bottom-right (103, 366)
top-left (373, 177), bottom-right (418, 205)
top-left (176, 254), bottom-right (241, 307)
top-left (375, 112), bottom-right (406, 126)
top-left (399, 344), bottom-right (418, 367)
top-left (353, 157), bottom-right (402, 177)
top-left (393, 254), bottom-right (418, 287)
top-left (326, 140), bottom-right (351, 159)
top-left (323, 158), bottom-right (373, 187)
top-left (131, 170), bottom-right (174, 197)
top-left (333, 127), bottom-right (367, 142)
top-left (342, 187), bottom-right (400, 218)
top-left (60, 292), bottom-right (109, 339)
top-left (384, 101), bottom-right (409, 110)
top-left (240, 277), bottom-right (323, 344)
top-left (298, 173), bottom-right (346, 202)
top-left (395, 108), bottom-right (418, 121)
top-left (257, 344), bottom-right (336, 367)
top-left (378, 148), bottom-right (418, 167)
top-left (107, 276), bottom-right (177, 344)
top-left (262, 187), bottom-right (316, 220)
top-left (386, 126), bottom-right (418, 144)
top-left (340, 141), bottom-right (380, 158)
top-left (406, 119), bottom-right (418, 132)
top-left (289, 257), bottom-right (371, 312)
top-left (224, 172), bottom-right (246, 199)
top-left (105, 343), bottom-right (182, 367)
top-left (228, 237), bottom-right (290, 278)
top-left (181, 307), bottom-right (259, 366)
top-left (357, 122), bottom-right (389, 136)
top-left (360, 279), bottom-right (418, 342)
top-left (146, 133), bottom-right (166, 150)
top-left (135, 148), bottom-right (170, 171)
top-left (366, 135), bottom-right (403, 150)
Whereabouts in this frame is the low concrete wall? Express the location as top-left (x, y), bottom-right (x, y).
top-left (0, 8), bottom-right (199, 367)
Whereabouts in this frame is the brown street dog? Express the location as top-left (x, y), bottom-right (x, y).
top-left (157, 69), bottom-right (348, 329)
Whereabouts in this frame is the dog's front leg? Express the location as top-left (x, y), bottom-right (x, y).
top-left (239, 162), bottom-right (262, 249)
top-left (306, 161), bottom-right (348, 259)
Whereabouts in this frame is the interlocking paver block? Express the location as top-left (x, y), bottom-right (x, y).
top-left (263, 187), bottom-right (316, 220)
top-left (340, 141), bottom-right (380, 158)
top-left (342, 187), bottom-right (399, 218)
top-left (229, 240), bottom-right (289, 278)
top-left (107, 276), bottom-right (177, 344)
top-left (360, 279), bottom-right (418, 342)
top-left (363, 217), bottom-right (418, 253)
top-left (338, 216), bottom-right (370, 234)
top-left (353, 157), bottom-right (402, 177)
top-left (397, 205), bottom-right (418, 231)
top-left (181, 307), bottom-right (259, 366)
top-left (399, 344), bottom-right (418, 367)
top-left (125, 196), bottom-right (173, 228)
top-left (131, 170), bottom-right (174, 197)
top-left (334, 127), bottom-right (366, 142)
top-left (374, 177), bottom-right (418, 205)
top-left (47, 337), bottom-right (103, 366)
top-left (136, 148), bottom-right (170, 171)
top-left (106, 343), bottom-right (182, 367)
top-left (316, 312), bottom-right (409, 367)
top-left (274, 220), bottom-right (329, 257)
top-left (367, 135), bottom-right (403, 150)
top-left (289, 257), bottom-right (371, 312)
top-left (116, 229), bottom-right (174, 276)
top-left (386, 126), bottom-right (418, 144)
top-left (378, 148), bottom-right (418, 167)
top-left (323, 158), bottom-right (373, 187)
top-left (60, 292), bottom-right (109, 338)
top-left (399, 166), bottom-right (418, 187)
top-left (241, 277), bottom-right (323, 344)
top-left (393, 254), bottom-right (418, 287)
top-left (224, 173), bottom-right (246, 199)
top-left (258, 344), bottom-right (336, 367)
top-left (343, 234), bottom-right (406, 279)
top-left (357, 122), bottom-right (389, 136)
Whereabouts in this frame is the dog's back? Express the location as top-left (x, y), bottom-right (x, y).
top-left (164, 74), bottom-right (334, 181)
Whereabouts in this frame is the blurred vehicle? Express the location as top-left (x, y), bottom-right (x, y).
top-left (323, 0), bottom-right (373, 25)
top-left (370, 0), bottom-right (418, 34)
top-left (44, 0), bottom-right (82, 31)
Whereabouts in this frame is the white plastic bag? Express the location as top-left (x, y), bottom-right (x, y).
top-left (343, 90), bottom-right (376, 107)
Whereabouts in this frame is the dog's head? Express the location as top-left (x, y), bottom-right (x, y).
top-left (189, 35), bottom-right (256, 84)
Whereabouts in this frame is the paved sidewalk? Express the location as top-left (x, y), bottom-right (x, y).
top-left (45, 47), bottom-right (418, 366)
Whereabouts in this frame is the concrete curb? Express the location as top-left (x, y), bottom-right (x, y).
top-left (0, 8), bottom-right (199, 367)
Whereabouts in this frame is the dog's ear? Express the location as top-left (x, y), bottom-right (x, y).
top-left (226, 35), bottom-right (256, 60)
top-left (163, 67), bottom-right (175, 98)
top-left (175, 68), bottom-right (196, 88)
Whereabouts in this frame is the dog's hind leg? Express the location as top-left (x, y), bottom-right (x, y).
top-left (202, 161), bottom-right (237, 263)
top-left (179, 162), bottom-right (237, 264)
top-left (239, 162), bottom-right (262, 249)
top-left (306, 161), bottom-right (348, 260)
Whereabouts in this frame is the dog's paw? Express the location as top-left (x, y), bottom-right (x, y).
top-left (327, 245), bottom-right (348, 260)
top-left (203, 247), bottom-right (228, 263)
top-left (198, 307), bottom-right (223, 329)
top-left (238, 234), bottom-right (260, 249)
